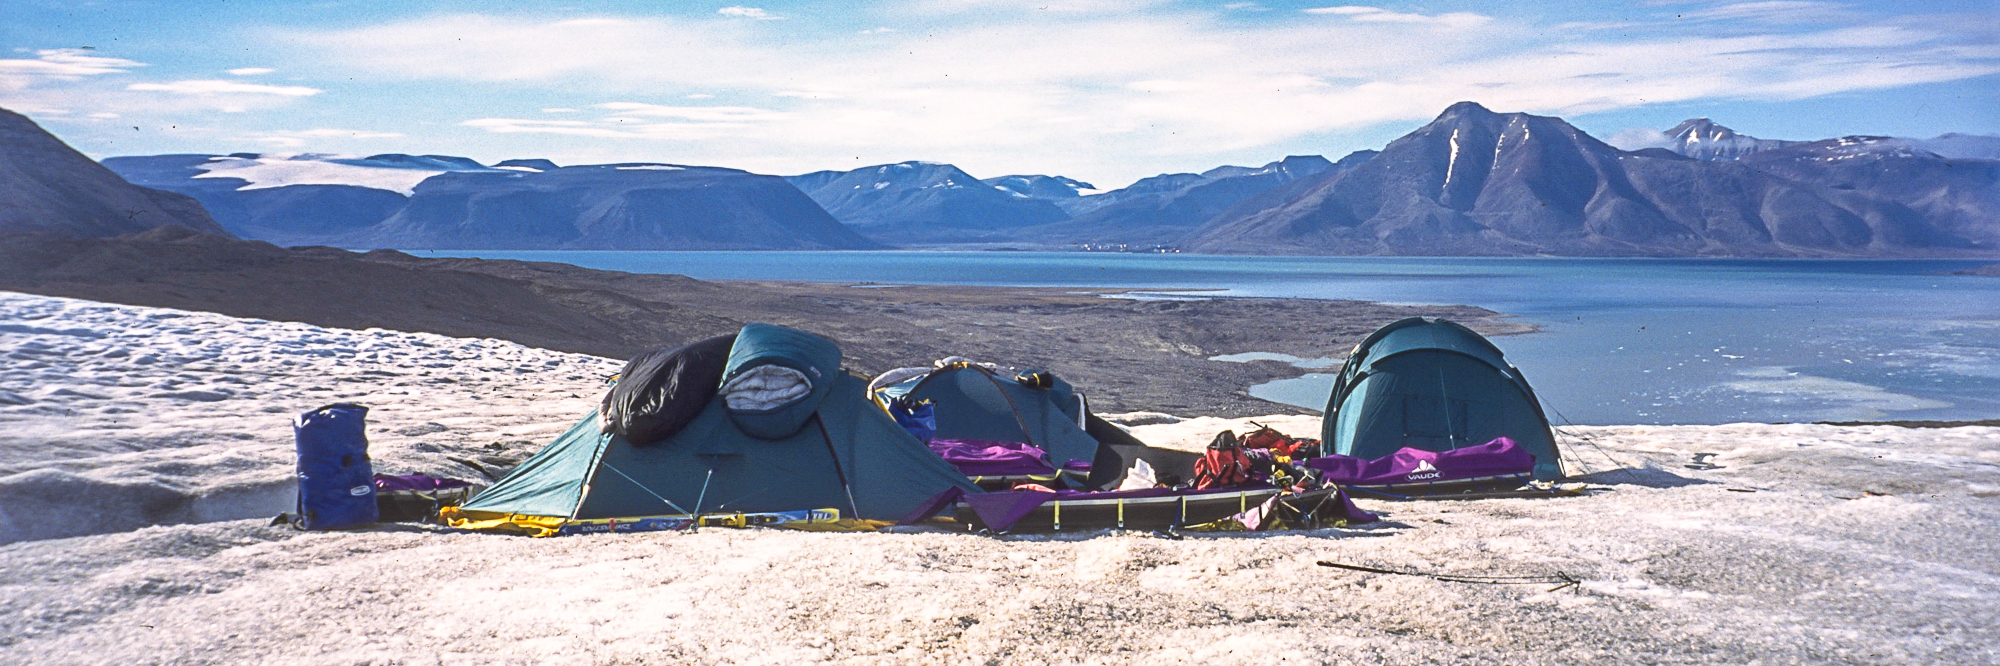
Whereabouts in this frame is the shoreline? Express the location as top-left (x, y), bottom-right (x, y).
top-left (0, 228), bottom-right (1530, 417)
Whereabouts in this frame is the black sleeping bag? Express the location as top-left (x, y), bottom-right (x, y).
top-left (599, 334), bottom-right (737, 446)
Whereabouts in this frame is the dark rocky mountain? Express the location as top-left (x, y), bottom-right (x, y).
top-left (1737, 137), bottom-right (2000, 250)
top-left (358, 163), bottom-right (879, 250)
top-left (786, 161), bottom-right (1068, 243)
top-left (0, 108), bottom-right (225, 239)
top-left (494, 158), bottom-right (561, 171)
top-left (103, 153), bottom-right (448, 246)
top-left (1014, 155), bottom-right (1344, 245)
top-left (104, 152), bottom-right (505, 246)
top-left (1189, 102), bottom-right (2000, 257)
top-left (982, 174), bottom-right (1097, 199)
top-left (1661, 118), bottom-right (1795, 161)
top-left (107, 154), bottom-right (875, 250)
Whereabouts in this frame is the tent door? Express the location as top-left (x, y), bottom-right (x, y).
top-left (1401, 394), bottom-right (1471, 450)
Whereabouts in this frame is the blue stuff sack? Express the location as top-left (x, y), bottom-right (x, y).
top-left (889, 397), bottom-right (937, 443)
top-left (293, 403), bottom-right (379, 530)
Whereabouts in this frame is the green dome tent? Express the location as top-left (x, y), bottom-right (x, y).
top-left (870, 361), bottom-right (1199, 490)
top-left (1320, 317), bottom-right (1563, 480)
top-left (444, 324), bottom-right (979, 536)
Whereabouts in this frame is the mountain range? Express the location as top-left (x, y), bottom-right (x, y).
top-left (1188, 102), bottom-right (2000, 256)
top-left (784, 161), bottom-right (1069, 243)
top-left (3, 103), bottom-right (1995, 257)
top-left (107, 153), bottom-right (877, 250)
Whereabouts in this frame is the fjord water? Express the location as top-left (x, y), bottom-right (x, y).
top-left (424, 251), bottom-right (2000, 426)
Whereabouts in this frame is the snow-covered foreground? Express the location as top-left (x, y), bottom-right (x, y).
top-left (3, 291), bottom-right (1998, 665)
top-left (0, 291), bottom-right (617, 545)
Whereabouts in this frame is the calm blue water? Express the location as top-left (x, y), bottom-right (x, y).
top-left (420, 250), bottom-right (2000, 426)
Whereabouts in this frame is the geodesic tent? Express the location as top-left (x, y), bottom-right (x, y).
top-left (444, 324), bottom-right (979, 535)
top-left (1320, 317), bottom-right (1562, 480)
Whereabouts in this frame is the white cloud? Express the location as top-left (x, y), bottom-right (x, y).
top-left (88, 112), bottom-right (119, 119)
top-left (717, 6), bottom-right (782, 20)
top-left (464, 103), bottom-right (787, 141)
top-left (288, 9), bottom-right (2000, 183)
top-left (1677, 1), bottom-right (1853, 23)
top-left (596, 101), bottom-right (786, 122)
top-left (461, 118), bottom-right (645, 139)
top-left (246, 128), bottom-right (405, 147)
top-left (859, 27), bottom-right (897, 34)
top-left (0, 49), bottom-right (142, 91)
top-left (1607, 127), bottom-right (1675, 150)
top-left (1303, 6), bottom-right (1491, 29)
top-left (127, 80), bottom-right (322, 96)
top-left (227, 67), bottom-right (275, 76)
top-left (1303, 6), bottom-right (1379, 15)
top-left (920, 0), bottom-right (1175, 13)
top-left (684, 93), bottom-right (715, 99)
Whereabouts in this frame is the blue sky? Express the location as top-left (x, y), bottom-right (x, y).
top-left (4, 0), bottom-right (1996, 187)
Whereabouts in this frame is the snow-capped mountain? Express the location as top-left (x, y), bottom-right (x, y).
top-left (1189, 102), bottom-right (2000, 257)
top-left (786, 161), bottom-right (1069, 242)
top-left (359, 163), bottom-right (879, 250)
top-left (1013, 155), bottom-right (1348, 245)
top-left (106, 153), bottom-right (872, 250)
top-left (981, 174), bottom-right (1099, 199)
top-left (103, 152), bottom-right (504, 245)
top-left (1660, 118), bottom-right (1796, 161)
top-left (0, 107), bottom-right (224, 239)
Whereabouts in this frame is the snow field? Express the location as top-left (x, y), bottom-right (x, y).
top-left (0, 291), bottom-right (618, 544)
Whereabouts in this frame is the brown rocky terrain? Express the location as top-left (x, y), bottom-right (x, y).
top-left (0, 226), bottom-right (1528, 416)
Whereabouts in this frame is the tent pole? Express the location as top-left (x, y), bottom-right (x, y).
top-left (688, 468), bottom-right (714, 532)
top-left (601, 462), bottom-right (694, 516)
top-left (813, 414), bottom-right (864, 520)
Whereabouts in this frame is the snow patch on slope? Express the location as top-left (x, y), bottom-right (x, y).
top-left (190, 154), bottom-right (499, 196)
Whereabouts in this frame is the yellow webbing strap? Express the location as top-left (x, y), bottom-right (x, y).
top-left (437, 506), bottom-right (569, 537)
top-left (771, 519), bottom-right (890, 532)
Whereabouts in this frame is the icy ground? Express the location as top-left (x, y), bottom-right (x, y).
top-left (0, 291), bottom-right (617, 544)
top-left (3, 291), bottom-right (1998, 665)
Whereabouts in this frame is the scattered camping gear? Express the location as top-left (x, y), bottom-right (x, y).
top-left (291, 403), bottom-right (378, 530)
top-left (441, 324), bottom-right (980, 537)
top-left (555, 508), bottom-right (855, 535)
top-left (1321, 317), bottom-right (1563, 480)
top-left (870, 359), bottom-right (1200, 490)
top-left (934, 485), bottom-right (1374, 534)
top-left (961, 486), bottom-right (1283, 533)
top-left (1193, 430), bottom-right (1256, 489)
top-left (373, 473), bottom-right (477, 523)
top-left (599, 334), bottom-right (736, 445)
top-left (1304, 436), bottom-right (1536, 494)
top-left (887, 396), bottom-right (937, 442)
top-left (1238, 423), bottom-right (1318, 458)
top-left (870, 359), bottom-right (1101, 476)
top-left (926, 438), bottom-right (1063, 485)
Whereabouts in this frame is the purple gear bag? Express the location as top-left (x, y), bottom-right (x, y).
top-left (1304, 437), bottom-right (1534, 487)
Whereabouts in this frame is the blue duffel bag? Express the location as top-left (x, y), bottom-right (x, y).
top-left (292, 403), bottom-right (379, 530)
